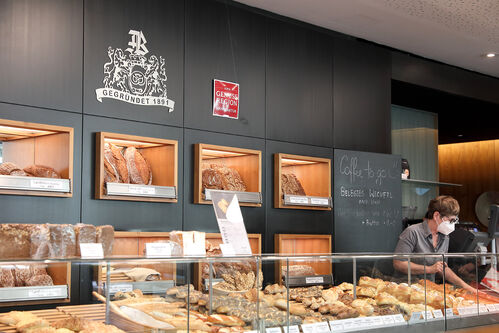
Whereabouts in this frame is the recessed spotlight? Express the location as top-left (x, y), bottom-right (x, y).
top-left (457, 134), bottom-right (464, 137)
top-left (486, 53), bottom-right (496, 58)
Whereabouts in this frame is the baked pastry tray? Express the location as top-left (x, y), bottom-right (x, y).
top-left (283, 194), bottom-right (332, 208)
top-left (0, 175), bottom-right (71, 192)
top-left (105, 280), bottom-right (175, 295)
top-left (283, 274), bottom-right (333, 287)
top-left (204, 189), bottom-right (262, 204)
top-left (106, 182), bottom-right (177, 199)
top-left (0, 285), bottom-right (68, 302)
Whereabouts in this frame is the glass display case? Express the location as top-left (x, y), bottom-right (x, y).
top-left (0, 253), bottom-right (498, 332)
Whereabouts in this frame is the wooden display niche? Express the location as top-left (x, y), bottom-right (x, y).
top-left (274, 234), bottom-right (332, 286)
top-left (95, 232), bottom-right (176, 295)
top-left (274, 153), bottom-right (332, 210)
top-left (0, 118), bottom-right (73, 197)
top-left (194, 233), bottom-right (262, 290)
top-left (95, 132), bottom-right (178, 203)
top-left (194, 143), bottom-right (262, 207)
top-left (0, 262), bottom-right (71, 307)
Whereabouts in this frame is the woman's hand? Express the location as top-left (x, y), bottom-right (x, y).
top-left (427, 261), bottom-right (445, 274)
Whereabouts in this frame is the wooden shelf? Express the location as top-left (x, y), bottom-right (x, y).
top-left (194, 143), bottom-right (262, 207)
top-left (0, 262), bottom-right (71, 307)
top-left (274, 234), bottom-right (332, 284)
top-left (95, 132), bottom-right (178, 203)
top-left (274, 153), bottom-right (331, 210)
top-left (0, 118), bottom-right (73, 197)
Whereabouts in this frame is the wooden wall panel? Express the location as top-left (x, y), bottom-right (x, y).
top-left (439, 140), bottom-right (499, 229)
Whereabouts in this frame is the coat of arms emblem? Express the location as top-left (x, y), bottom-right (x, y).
top-left (95, 30), bottom-right (175, 112)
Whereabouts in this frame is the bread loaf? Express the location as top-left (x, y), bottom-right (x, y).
top-left (281, 173), bottom-right (306, 196)
top-left (30, 224), bottom-right (50, 259)
top-left (0, 224), bottom-right (32, 258)
top-left (123, 147), bottom-right (152, 185)
top-left (0, 162), bottom-right (29, 176)
top-left (25, 274), bottom-right (53, 286)
top-left (13, 266), bottom-right (32, 286)
top-left (211, 164), bottom-right (246, 191)
top-left (23, 165), bottom-right (60, 178)
top-left (104, 143), bottom-right (129, 183)
top-left (104, 158), bottom-right (119, 183)
top-left (0, 267), bottom-right (15, 287)
top-left (281, 264), bottom-right (316, 277)
top-left (202, 168), bottom-right (223, 190)
top-left (74, 224), bottom-right (97, 256)
top-left (47, 224), bottom-right (76, 258)
top-left (96, 225), bottom-right (114, 257)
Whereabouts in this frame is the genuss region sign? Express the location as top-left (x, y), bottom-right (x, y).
top-left (213, 79), bottom-right (239, 119)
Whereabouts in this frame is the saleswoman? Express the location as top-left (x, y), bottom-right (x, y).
top-left (393, 195), bottom-right (476, 293)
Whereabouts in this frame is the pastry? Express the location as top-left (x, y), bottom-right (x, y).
top-left (358, 276), bottom-right (384, 289)
top-left (376, 292), bottom-right (400, 306)
top-left (337, 282), bottom-right (354, 291)
top-left (356, 286), bottom-right (376, 298)
top-left (322, 288), bottom-right (339, 303)
top-left (351, 299), bottom-right (374, 316)
top-left (104, 143), bottom-right (129, 183)
top-left (23, 165), bottom-right (60, 178)
top-left (124, 146), bottom-right (152, 185)
top-left (281, 173), bottom-right (306, 196)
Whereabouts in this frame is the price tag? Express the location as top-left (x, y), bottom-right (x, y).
top-left (266, 327), bottom-right (282, 333)
top-left (425, 310), bottom-right (434, 320)
top-left (342, 320), bottom-right (357, 330)
top-left (392, 314), bottom-right (406, 324)
top-left (129, 185), bottom-right (156, 195)
top-left (310, 198), bottom-right (329, 206)
top-left (457, 307), bottom-right (467, 316)
top-left (145, 242), bottom-right (172, 257)
top-left (432, 310), bottom-right (444, 319)
top-left (306, 276), bottom-right (324, 284)
top-left (445, 308), bottom-right (454, 317)
top-left (219, 243), bottom-right (236, 256)
top-left (479, 304), bottom-right (488, 314)
top-left (468, 306), bottom-right (478, 314)
top-left (486, 304), bottom-right (497, 312)
top-left (31, 179), bottom-right (64, 190)
top-left (289, 196), bottom-right (309, 204)
top-left (79, 243), bottom-right (104, 258)
top-left (109, 283), bottom-right (133, 294)
top-left (382, 316), bottom-right (395, 325)
top-left (328, 321), bottom-right (345, 332)
top-left (312, 321), bottom-right (331, 333)
top-left (371, 317), bottom-right (384, 327)
top-left (300, 324), bottom-right (315, 333)
top-left (409, 312), bottom-right (424, 324)
top-left (283, 326), bottom-right (300, 333)
top-left (28, 288), bottom-right (61, 298)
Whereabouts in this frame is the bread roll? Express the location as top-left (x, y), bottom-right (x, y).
top-left (124, 147), bottom-right (152, 185)
top-left (0, 162), bottom-right (28, 176)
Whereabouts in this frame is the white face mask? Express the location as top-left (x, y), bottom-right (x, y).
top-left (437, 220), bottom-right (455, 235)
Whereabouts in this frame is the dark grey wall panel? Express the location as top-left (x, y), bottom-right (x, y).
top-left (0, 103), bottom-right (82, 223)
top-left (333, 38), bottom-right (391, 154)
top-left (0, 0), bottom-right (82, 112)
top-left (185, 0), bottom-right (266, 138)
top-left (392, 52), bottom-right (499, 105)
top-left (83, 0), bottom-right (184, 126)
top-left (264, 140), bottom-right (333, 253)
top-left (183, 129), bottom-right (265, 234)
top-left (80, 115), bottom-right (183, 231)
top-left (266, 20), bottom-right (333, 147)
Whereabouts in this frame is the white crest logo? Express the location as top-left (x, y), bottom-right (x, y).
top-left (95, 30), bottom-right (175, 112)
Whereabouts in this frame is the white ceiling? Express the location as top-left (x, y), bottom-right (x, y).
top-left (236, 0), bottom-right (499, 78)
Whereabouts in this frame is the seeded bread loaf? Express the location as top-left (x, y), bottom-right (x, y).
top-left (211, 164), bottom-right (246, 191)
top-left (25, 274), bottom-right (53, 286)
top-left (202, 168), bottom-right (223, 190)
top-left (74, 224), bottom-right (97, 256)
top-left (96, 225), bottom-right (114, 257)
top-left (281, 173), bottom-right (306, 196)
top-left (104, 143), bottom-right (129, 183)
top-left (23, 165), bottom-right (60, 178)
top-left (0, 224), bottom-right (32, 258)
top-left (123, 147), bottom-right (152, 185)
top-left (0, 268), bottom-right (15, 287)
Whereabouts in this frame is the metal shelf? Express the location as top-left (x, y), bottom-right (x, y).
top-left (283, 195), bottom-right (332, 208)
top-left (402, 179), bottom-right (462, 187)
top-left (0, 285), bottom-right (68, 302)
top-left (106, 183), bottom-right (177, 199)
top-left (204, 189), bottom-right (262, 204)
top-left (0, 175), bottom-right (71, 192)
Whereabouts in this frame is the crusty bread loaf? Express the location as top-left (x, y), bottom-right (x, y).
top-left (74, 224), bottom-right (97, 256)
top-left (47, 224), bottom-right (76, 258)
top-left (23, 165), bottom-right (60, 178)
top-left (25, 274), bottom-right (53, 286)
top-left (96, 225), bottom-right (114, 257)
top-left (281, 264), bottom-right (316, 277)
top-left (0, 267), bottom-right (15, 287)
top-left (104, 158), bottom-right (119, 183)
top-left (104, 143), bottom-right (129, 183)
top-left (123, 147), bottom-right (152, 185)
top-left (30, 224), bottom-right (50, 259)
top-left (13, 266), bottom-right (32, 286)
top-left (211, 164), bottom-right (246, 191)
top-left (0, 224), bottom-right (32, 258)
top-left (0, 162), bottom-right (29, 176)
top-left (281, 173), bottom-right (306, 196)
top-left (202, 168), bottom-right (223, 190)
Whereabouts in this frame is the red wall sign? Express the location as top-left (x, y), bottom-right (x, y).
top-left (213, 79), bottom-right (239, 119)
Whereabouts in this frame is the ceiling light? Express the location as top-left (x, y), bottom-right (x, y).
top-left (486, 53), bottom-right (496, 58)
top-left (457, 134), bottom-right (463, 137)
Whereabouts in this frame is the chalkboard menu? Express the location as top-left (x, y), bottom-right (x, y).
top-left (334, 149), bottom-right (402, 253)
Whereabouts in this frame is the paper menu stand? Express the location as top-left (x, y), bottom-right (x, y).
top-left (480, 267), bottom-right (499, 293)
top-left (211, 190), bottom-right (252, 255)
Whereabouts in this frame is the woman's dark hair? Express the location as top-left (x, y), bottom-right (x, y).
top-left (426, 195), bottom-right (460, 219)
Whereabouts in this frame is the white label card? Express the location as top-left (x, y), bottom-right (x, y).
top-left (31, 179), bottom-right (64, 190)
top-left (342, 320), bottom-right (357, 330)
top-left (409, 312), bottom-right (424, 323)
top-left (129, 185), bottom-right (156, 195)
top-left (283, 326), bottom-right (300, 333)
top-left (289, 196), bottom-right (309, 204)
top-left (146, 242), bottom-right (172, 257)
top-left (432, 310), bottom-right (444, 319)
top-left (306, 276), bottom-right (324, 284)
top-left (79, 243), bottom-right (104, 258)
top-left (310, 198), bottom-right (330, 206)
top-left (392, 314), bottom-right (406, 323)
top-left (300, 324), bottom-right (316, 333)
top-left (28, 288), bottom-right (61, 298)
top-left (382, 316), bottom-right (395, 325)
top-left (479, 304), bottom-right (488, 313)
top-left (486, 304), bottom-right (497, 312)
top-left (266, 327), bottom-right (282, 333)
top-left (371, 317), bottom-right (384, 326)
top-left (446, 308), bottom-right (454, 317)
top-left (109, 283), bottom-right (133, 293)
top-left (312, 322), bottom-right (331, 333)
top-left (328, 321), bottom-right (344, 332)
